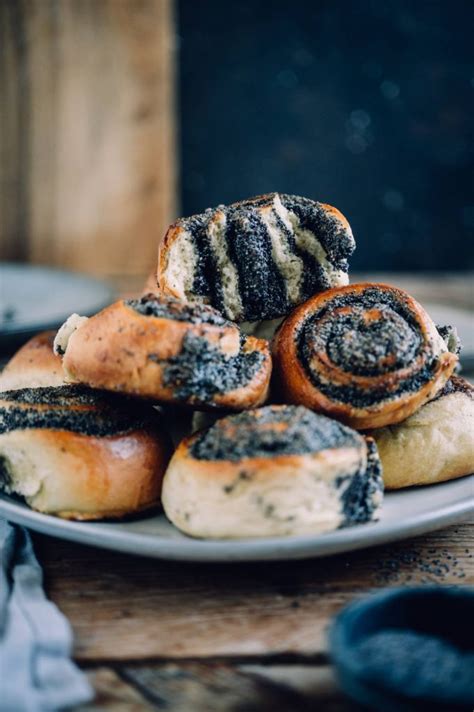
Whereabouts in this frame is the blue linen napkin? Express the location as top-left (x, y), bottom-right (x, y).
top-left (0, 519), bottom-right (93, 711)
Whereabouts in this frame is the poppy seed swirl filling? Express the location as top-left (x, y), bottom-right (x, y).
top-left (336, 438), bottom-right (383, 523)
top-left (191, 405), bottom-right (361, 461)
top-left (161, 333), bottom-right (265, 404)
top-left (225, 210), bottom-right (289, 321)
top-left (0, 386), bottom-right (158, 437)
top-left (126, 294), bottom-right (229, 326)
top-left (297, 288), bottom-right (443, 408)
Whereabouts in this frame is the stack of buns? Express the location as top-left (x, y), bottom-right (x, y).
top-left (1, 193), bottom-right (472, 537)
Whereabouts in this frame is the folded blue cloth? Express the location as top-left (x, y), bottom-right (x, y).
top-left (0, 519), bottom-right (93, 711)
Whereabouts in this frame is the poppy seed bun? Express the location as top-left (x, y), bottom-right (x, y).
top-left (162, 405), bottom-right (383, 539)
top-left (272, 283), bottom-right (458, 429)
top-left (372, 376), bottom-right (474, 489)
top-left (0, 386), bottom-right (171, 520)
top-left (55, 295), bottom-right (272, 410)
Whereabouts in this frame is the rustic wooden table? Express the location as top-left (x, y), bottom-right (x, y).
top-left (33, 523), bottom-right (473, 712)
top-left (26, 274), bottom-right (474, 710)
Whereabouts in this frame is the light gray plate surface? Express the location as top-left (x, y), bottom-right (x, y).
top-left (0, 263), bottom-right (114, 345)
top-left (0, 476), bottom-right (472, 562)
top-left (424, 303), bottom-right (474, 370)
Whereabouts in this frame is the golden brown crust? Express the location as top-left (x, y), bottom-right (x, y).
top-left (157, 223), bottom-right (185, 300)
top-left (272, 283), bottom-right (458, 430)
top-left (319, 202), bottom-right (352, 231)
top-left (0, 331), bottom-right (64, 390)
top-left (60, 299), bottom-right (272, 410)
top-left (0, 426), bottom-right (169, 520)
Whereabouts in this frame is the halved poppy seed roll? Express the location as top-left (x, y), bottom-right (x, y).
top-left (272, 283), bottom-right (458, 430)
top-left (158, 193), bottom-right (355, 322)
top-left (54, 295), bottom-right (271, 410)
top-left (0, 386), bottom-right (171, 519)
top-left (162, 405), bottom-right (383, 539)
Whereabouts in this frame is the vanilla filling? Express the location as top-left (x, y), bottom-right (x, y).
top-left (259, 203), bottom-right (304, 304)
top-left (207, 211), bottom-right (243, 321)
top-left (163, 228), bottom-right (198, 300)
top-left (53, 313), bottom-right (89, 356)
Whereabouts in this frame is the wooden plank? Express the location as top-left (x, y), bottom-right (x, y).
top-left (34, 522), bottom-right (473, 662)
top-left (0, 0), bottom-right (177, 277)
top-left (118, 662), bottom-right (357, 712)
top-left (241, 663), bottom-right (343, 699)
top-left (76, 668), bottom-right (153, 711)
top-left (0, 0), bottom-right (29, 261)
top-left (75, 662), bottom-right (358, 712)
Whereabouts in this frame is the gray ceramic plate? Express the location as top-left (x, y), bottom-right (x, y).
top-left (424, 303), bottom-right (474, 371)
top-left (0, 476), bottom-right (472, 561)
top-left (0, 263), bottom-right (114, 348)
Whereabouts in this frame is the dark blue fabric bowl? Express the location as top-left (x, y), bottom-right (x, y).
top-left (330, 586), bottom-right (474, 712)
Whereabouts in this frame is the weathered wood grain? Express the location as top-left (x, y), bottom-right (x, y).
top-left (0, 0), bottom-right (177, 277)
top-left (77, 668), bottom-right (153, 711)
top-left (120, 663), bottom-right (304, 712)
top-left (241, 663), bottom-right (343, 700)
top-left (76, 663), bottom-right (357, 712)
top-left (34, 522), bottom-right (473, 662)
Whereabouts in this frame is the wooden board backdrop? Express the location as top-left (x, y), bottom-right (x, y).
top-left (0, 0), bottom-right (177, 277)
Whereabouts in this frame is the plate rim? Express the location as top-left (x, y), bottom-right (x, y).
top-left (0, 476), bottom-right (472, 562)
top-left (0, 263), bottom-right (114, 335)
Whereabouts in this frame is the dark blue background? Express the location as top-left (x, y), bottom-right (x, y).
top-left (178, 0), bottom-right (473, 271)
